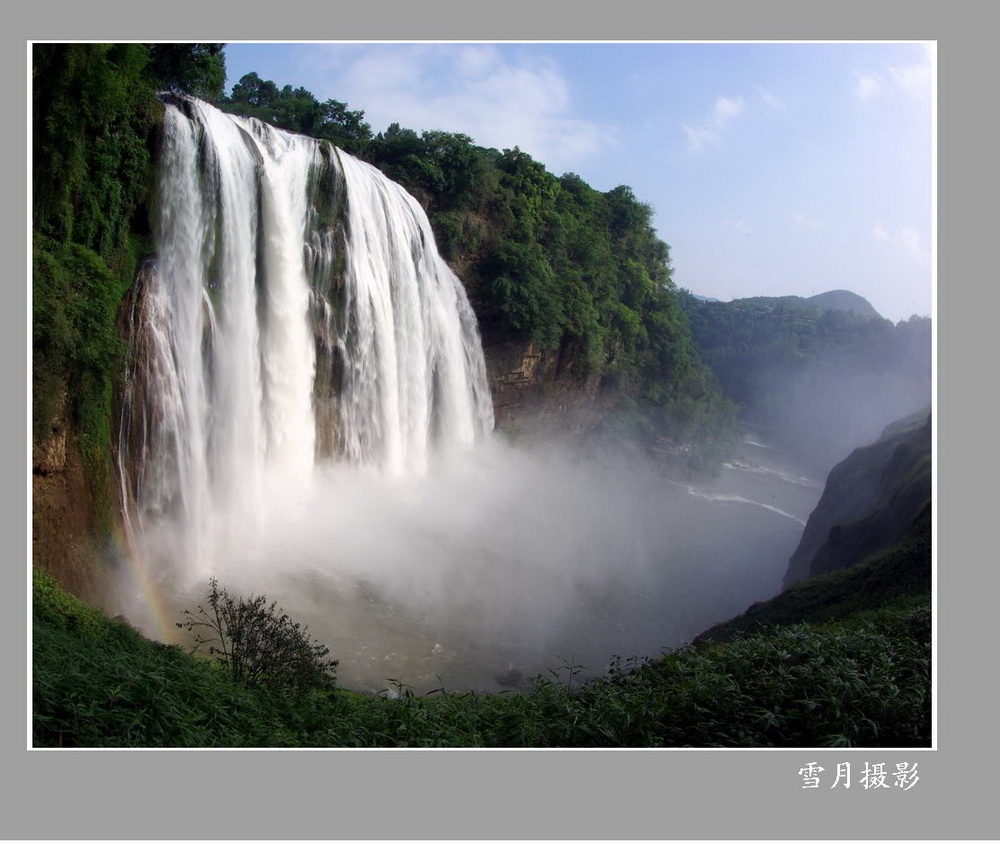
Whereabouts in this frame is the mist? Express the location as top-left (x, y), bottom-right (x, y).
top-left (113, 436), bottom-right (819, 694)
top-left (743, 344), bottom-right (932, 476)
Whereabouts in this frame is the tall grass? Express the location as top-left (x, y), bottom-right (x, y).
top-left (32, 568), bottom-right (930, 748)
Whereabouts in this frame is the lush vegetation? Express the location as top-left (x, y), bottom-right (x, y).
top-left (31, 43), bottom-right (226, 531)
top-left (373, 133), bottom-right (738, 452)
top-left (218, 71), bottom-right (372, 150)
top-left (33, 566), bottom-right (929, 748)
top-left (32, 47), bottom-right (931, 749)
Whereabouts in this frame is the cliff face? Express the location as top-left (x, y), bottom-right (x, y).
top-left (482, 334), bottom-right (608, 439)
top-left (32, 394), bottom-right (110, 606)
top-left (784, 410), bottom-right (931, 586)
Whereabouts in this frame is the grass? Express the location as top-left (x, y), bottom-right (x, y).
top-left (32, 565), bottom-right (931, 748)
top-left (694, 507), bottom-right (931, 642)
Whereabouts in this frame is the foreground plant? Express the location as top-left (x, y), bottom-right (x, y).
top-left (176, 578), bottom-right (338, 692)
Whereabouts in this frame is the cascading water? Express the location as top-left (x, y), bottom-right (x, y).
top-left (336, 152), bottom-right (493, 473)
top-left (116, 96), bottom-right (494, 588)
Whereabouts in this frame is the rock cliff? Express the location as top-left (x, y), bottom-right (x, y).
top-left (784, 410), bottom-right (931, 586)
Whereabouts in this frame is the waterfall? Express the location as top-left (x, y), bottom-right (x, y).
top-left (116, 96), bottom-right (494, 582)
top-left (107, 97), bottom-right (821, 695)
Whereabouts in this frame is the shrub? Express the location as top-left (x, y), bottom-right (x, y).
top-left (480, 240), bottom-right (563, 348)
top-left (177, 579), bottom-right (338, 692)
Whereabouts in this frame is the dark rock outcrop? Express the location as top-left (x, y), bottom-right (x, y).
top-left (783, 409), bottom-right (931, 586)
top-left (481, 334), bottom-right (607, 439)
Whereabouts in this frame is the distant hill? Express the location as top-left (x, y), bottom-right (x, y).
top-left (734, 289), bottom-right (882, 319)
top-left (805, 289), bottom-right (882, 318)
top-left (677, 289), bottom-right (931, 473)
top-left (684, 289), bottom-right (881, 317)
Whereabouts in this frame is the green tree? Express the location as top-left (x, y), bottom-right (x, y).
top-left (222, 72), bottom-right (372, 152)
top-left (227, 71), bottom-right (278, 108)
top-left (315, 99), bottom-right (373, 150)
top-left (146, 43), bottom-right (227, 101)
top-left (480, 240), bottom-right (563, 348)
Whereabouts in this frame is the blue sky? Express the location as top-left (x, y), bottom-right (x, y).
top-left (222, 41), bottom-right (933, 323)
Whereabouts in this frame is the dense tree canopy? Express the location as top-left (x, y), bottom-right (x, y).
top-left (220, 72), bottom-right (372, 151)
top-left (145, 43), bottom-right (227, 101)
top-left (678, 292), bottom-right (932, 412)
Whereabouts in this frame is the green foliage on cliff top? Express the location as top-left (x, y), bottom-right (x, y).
top-left (366, 131), bottom-right (738, 452)
top-left (146, 43), bottom-right (227, 102)
top-left (219, 71), bottom-right (372, 151)
top-left (33, 43), bottom-right (155, 256)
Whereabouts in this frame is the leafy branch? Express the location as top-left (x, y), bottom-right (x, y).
top-left (177, 578), bottom-right (338, 692)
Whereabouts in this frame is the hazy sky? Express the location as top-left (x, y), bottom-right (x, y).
top-left (222, 41), bottom-right (934, 323)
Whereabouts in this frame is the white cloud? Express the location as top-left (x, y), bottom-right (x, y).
top-left (899, 226), bottom-right (931, 263)
top-left (793, 212), bottom-right (822, 229)
top-left (855, 72), bottom-right (883, 100)
top-left (889, 49), bottom-right (934, 99)
top-left (683, 95), bottom-right (745, 151)
top-left (856, 43), bottom-right (934, 101)
top-left (872, 222), bottom-right (930, 264)
top-left (683, 123), bottom-right (719, 151)
top-left (726, 217), bottom-right (751, 235)
top-left (756, 85), bottom-right (783, 111)
top-left (714, 95), bottom-right (744, 123)
top-left (304, 44), bottom-right (615, 174)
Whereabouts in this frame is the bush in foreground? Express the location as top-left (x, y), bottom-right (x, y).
top-left (176, 578), bottom-right (338, 693)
